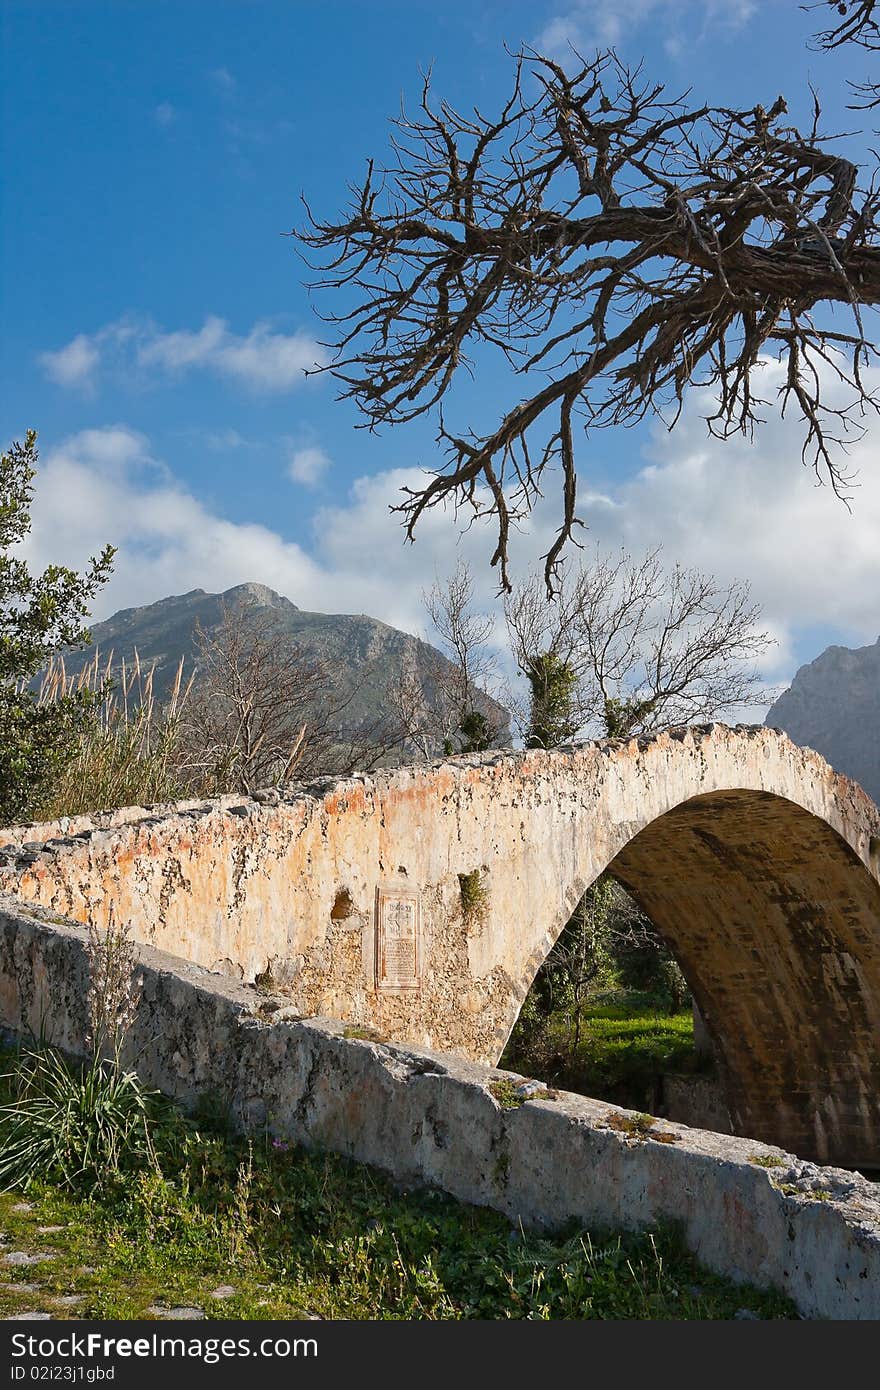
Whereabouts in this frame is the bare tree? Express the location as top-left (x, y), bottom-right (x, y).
top-left (505, 546), bottom-right (774, 741)
top-left (390, 561), bottom-right (509, 757)
top-left (809, 1), bottom-right (880, 106)
top-left (179, 602), bottom-right (399, 794)
top-left (810, 0), bottom-right (879, 53)
top-left (299, 42), bottom-right (880, 591)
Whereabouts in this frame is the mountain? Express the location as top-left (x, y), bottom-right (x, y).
top-left (764, 636), bottom-right (880, 804)
top-left (57, 582), bottom-right (510, 757)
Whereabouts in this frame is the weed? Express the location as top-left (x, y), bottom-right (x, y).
top-left (489, 1078), bottom-right (525, 1109)
top-left (772, 1181), bottom-right (832, 1201)
top-left (492, 1152), bottom-right (510, 1186)
top-left (0, 1046), bottom-right (160, 1192)
top-left (253, 964), bottom-right (278, 995)
top-left (85, 909), bottom-right (141, 1060)
top-left (748, 1153), bottom-right (787, 1169)
top-left (606, 1111), bottom-right (656, 1137)
top-left (458, 868), bottom-right (490, 923)
top-left (342, 1025), bottom-right (387, 1042)
top-left (603, 1111), bottom-right (679, 1143)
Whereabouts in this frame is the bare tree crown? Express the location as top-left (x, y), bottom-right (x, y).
top-left (504, 546), bottom-right (774, 740)
top-left (299, 44), bottom-right (880, 592)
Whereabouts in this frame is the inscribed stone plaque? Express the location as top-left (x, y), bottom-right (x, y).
top-left (375, 886), bottom-right (420, 990)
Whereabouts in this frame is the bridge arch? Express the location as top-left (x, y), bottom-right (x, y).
top-left (503, 787), bottom-right (880, 1168)
top-left (1, 724), bottom-right (879, 1165)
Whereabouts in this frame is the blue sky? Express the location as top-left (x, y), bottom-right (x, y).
top-left (2, 0), bottom-right (878, 708)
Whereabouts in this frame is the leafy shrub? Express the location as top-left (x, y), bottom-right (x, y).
top-left (0, 430), bottom-right (115, 826)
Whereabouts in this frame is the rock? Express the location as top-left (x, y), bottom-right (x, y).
top-left (147, 1305), bottom-right (205, 1320)
top-left (10, 1203), bottom-right (33, 1214)
top-left (37, 1226), bottom-right (66, 1235)
top-left (514, 1080), bottom-right (546, 1098)
top-left (5, 1312), bottom-right (51, 1320)
top-left (766, 638), bottom-right (880, 803)
top-left (734, 1308), bottom-right (761, 1319)
top-left (3, 1252), bottom-right (54, 1267)
top-left (209, 1286), bottom-right (236, 1299)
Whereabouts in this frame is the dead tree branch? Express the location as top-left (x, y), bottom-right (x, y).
top-left (298, 49), bottom-right (880, 592)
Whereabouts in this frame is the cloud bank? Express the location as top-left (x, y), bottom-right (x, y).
top-left (18, 361), bottom-right (880, 714)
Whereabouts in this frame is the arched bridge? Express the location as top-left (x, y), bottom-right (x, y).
top-left (2, 724), bottom-right (880, 1167)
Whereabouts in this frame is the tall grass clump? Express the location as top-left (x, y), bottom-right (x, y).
top-left (0, 1046), bottom-right (159, 1192)
top-left (0, 914), bottom-right (163, 1193)
top-left (32, 648), bottom-right (193, 818)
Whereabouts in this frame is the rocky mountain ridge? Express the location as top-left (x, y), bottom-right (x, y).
top-left (765, 635), bottom-right (880, 805)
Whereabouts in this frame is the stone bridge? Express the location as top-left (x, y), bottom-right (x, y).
top-left (1, 723), bottom-right (880, 1168)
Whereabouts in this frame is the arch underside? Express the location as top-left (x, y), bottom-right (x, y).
top-left (605, 789), bottom-right (880, 1168)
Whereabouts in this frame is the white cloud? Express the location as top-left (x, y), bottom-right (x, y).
top-left (287, 445), bottom-right (331, 486)
top-left (137, 317), bottom-right (228, 371)
top-left (537, 1), bottom-right (658, 54)
top-left (20, 375), bottom-right (880, 722)
top-left (199, 322), bottom-right (323, 391)
top-left (536, 0), bottom-right (754, 59)
top-left (20, 428), bottom-right (324, 623)
top-left (18, 429), bottom-right (511, 640)
top-left (41, 316), bottom-right (325, 394)
top-left (154, 103), bottom-right (177, 128)
top-left (211, 66), bottom-right (236, 93)
top-left (308, 359), bottom-right (880, 690)
top-left (204, 428), bottom-right (250, 451)
top-left (39, 335), bottom-right (101, 390)
top-left (603, 367), bottom-right (880, 659)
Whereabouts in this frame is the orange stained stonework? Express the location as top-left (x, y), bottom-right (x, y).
top-left (1, 723), bottom-right (880, 1166)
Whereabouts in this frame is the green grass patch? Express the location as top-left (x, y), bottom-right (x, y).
top-left (0, 1046), bottom-right (796, 1320)
top-left (503, 989), bottom-right (703, 1110)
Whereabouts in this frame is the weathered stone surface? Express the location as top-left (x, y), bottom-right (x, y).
top-left (659, 1074), bottom-right (733, 1135)
top-left (0, 725), bottom-right (879, 1164)
top-left (0, 898), bottom-right (878, 1320)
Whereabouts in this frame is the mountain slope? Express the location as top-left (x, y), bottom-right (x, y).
top-left (58, 582), bottom-right (510, 754)
top-left (764, 636), bottom-right (880, 804)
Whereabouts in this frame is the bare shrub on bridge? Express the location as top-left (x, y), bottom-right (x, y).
top-left (178, 600), bottom-right (402, 794)
top-left (391, 560), bottom-right (509, 759)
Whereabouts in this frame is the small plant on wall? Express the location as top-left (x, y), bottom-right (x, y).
top-left (458, 868), bottom-right (490, 925)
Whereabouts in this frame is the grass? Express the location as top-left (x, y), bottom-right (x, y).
top-left (502, 989), bottom-right (702, 1111)
top-left (0, 1046), bottom-right (797, 1321)
top-left (32, 649), bottom-right (192, 820)
top-left (0, 1047), bottom-right (159, 1191)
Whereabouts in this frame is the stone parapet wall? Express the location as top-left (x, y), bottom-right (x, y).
top-left (0, 895), bottom-right (878, 1320)
top-left (0, 725), bottom-right (879, 1163)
